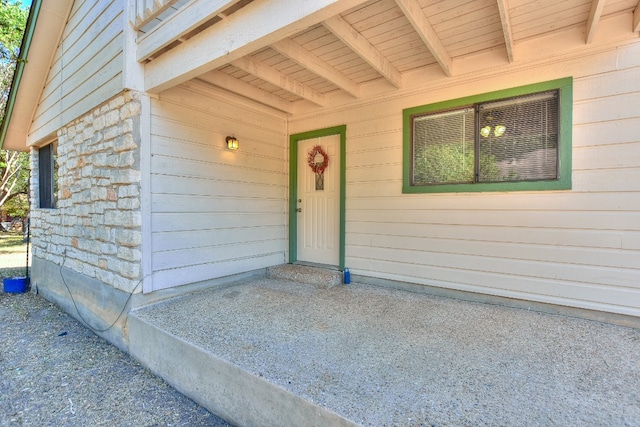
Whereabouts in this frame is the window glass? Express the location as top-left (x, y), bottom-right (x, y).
top-left (412, 108), bottom-right (474, 185)
top-left (403, 78), bottom-right (572, 193)
top-left (38, 143), bottom-right (58, 209)
top-left (478, 91), bottom-right (558, 183)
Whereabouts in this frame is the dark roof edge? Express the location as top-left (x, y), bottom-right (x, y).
top-left (0, 0), bottom-right (43, 150)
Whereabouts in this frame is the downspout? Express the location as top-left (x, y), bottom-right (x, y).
top-left (0, 0), bottom-right (42, 149)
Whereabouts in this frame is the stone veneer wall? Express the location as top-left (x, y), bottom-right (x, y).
top-left (30, 91), bottom-right (143, 294)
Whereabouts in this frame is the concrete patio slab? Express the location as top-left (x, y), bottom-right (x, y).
top-left (129, 273), bottom-right (640, 426)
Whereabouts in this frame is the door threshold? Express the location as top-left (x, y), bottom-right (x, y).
top-left (293, 261), bottom-right (341, 271)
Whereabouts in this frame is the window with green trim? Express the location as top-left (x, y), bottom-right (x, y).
top-left (403, 78), bottom-right (572, 193)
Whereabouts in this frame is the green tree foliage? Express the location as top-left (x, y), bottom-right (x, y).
top-left (1, 149), bottom-right (29, 210)
top-left (1, 1), bottom-right (29, 225)
top-left (1, 0), bottom-right (29, 117)
top-left (414, 142), bottom-right (501, 185)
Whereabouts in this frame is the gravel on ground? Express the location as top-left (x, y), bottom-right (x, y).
top-left (0, 291), bottom-right (232, 427)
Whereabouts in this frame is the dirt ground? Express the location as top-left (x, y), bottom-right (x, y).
top-left (0, 233), bottom-right (232, 426)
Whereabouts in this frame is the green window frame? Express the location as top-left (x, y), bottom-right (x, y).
top-left (402, 77), bottom-right (573, 193)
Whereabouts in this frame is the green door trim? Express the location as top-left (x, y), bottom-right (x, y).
top-left (289, 125), bottom-right (346, 270)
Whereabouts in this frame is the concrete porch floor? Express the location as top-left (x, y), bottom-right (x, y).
top-left (129, 270), bottom-right (640, 426)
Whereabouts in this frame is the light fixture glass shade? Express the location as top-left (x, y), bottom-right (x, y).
top-left (226, 136), bottom-right (239, 150)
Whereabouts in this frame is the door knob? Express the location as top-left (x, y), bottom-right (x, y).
top-left (296, 208), bottom-right (302, 212)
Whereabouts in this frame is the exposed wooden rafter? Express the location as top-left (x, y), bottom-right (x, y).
top-left (271, 39), bottom-right (361, 98)
top-left (197, 71), bottom-right (295, 114)
top-left (133, 0), bottom-right (180, 30)
top-left (144, 0), bottom-right (369, 93)
top-left (634, 0), bottom-right (640, 32)
top-left (231, 56), bottom-right (327, 106)
top-left (586, 0), bottom-right (606, 43)
top-left (323, 15), bottom-right (403, 88)
top-left (496, 0), bottom-right (515, 62)
top-left (138, 0), bottom-right (241, 62)
top-left (394, 0), bottom-right (453, 75)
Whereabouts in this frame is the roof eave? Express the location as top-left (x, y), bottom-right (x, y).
top-left (0, 0), bottom-right (73, 152)
top-left (0, 0), bottom-right (41, 151)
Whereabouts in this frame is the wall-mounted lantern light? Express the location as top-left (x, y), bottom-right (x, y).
top-left (226, 136), bottom-right (239, 150)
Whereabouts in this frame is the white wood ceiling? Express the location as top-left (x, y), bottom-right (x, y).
top-left (135, 0), bottom-right (640, 113)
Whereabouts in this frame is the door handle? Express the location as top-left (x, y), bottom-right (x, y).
top-left (296, 208), bottom-right (302, 212)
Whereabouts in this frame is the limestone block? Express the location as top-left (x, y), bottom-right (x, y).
top-left (90, 187), bottom-right (108, 201)
top-left (117, 247), bottom-right (142, 262)
top-left (95, 227), bottom-right (114, 243)
top-left (92, 113), bottom-right (106, 131)
top-left (116, 229), bottom-right (142, 247)
top-left (104, 124), bottom-right (122, 141)
top-left (113, 134), bottom-right (138, 153)
top-left (116, 151), bottom-right (136, 167)
top-left (31, 90), bottom-right (144, 295)
top-left (101, 243), bottom-right (118, 255)
top-left (117, 198), bottom-right (140, 210)
top-left (111, 170), bottom-right (141, 184)
top-left (104, 110), bottom-right (120, 128)
top-left (120, 101), bottom-right (141, 120)
top-left (104, 210), bottom-right (141, 228)
top-left (109, 95), bottom-right (125, 111)
top-left (119, 261), bottom-right (141, 280)
top-left (118, 184), bottom-right (139, 198)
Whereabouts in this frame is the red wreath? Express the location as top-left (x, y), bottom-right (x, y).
top-left (307, 145), bottom-right (329, 175)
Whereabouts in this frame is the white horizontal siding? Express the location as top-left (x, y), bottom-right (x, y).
top-left (289, 42), bottom-right (640, 317)
top-left (29, 0), bottom-right (124, 144)
top-left (149, 85), bottom-right (287, 290)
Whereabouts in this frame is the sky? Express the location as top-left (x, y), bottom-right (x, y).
top-left (10, 0), bottom-right (32, 8)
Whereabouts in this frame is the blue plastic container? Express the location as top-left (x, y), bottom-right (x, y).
top-left (343, 268), bottom-right (351, 284)
top-left (3, 277), bottom-right (29, 293)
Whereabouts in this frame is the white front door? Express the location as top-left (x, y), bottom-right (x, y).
top-left (296, 135), bottom-right (341, 266)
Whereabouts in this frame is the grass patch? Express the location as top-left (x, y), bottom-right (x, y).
top-left (1, 232), bottom-right (30, 281)
top-left (1, 267), bottom-right (29, 281)
top-left (0, 232), bottom-right (27, 252)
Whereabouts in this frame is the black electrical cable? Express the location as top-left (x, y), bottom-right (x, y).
top-left (58, 250), bottom-right (144, 333)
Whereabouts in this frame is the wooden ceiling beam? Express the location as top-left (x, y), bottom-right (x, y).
top-left (138, 0), bottom-right (241, 62)
top-left (231, 56), bottom-right (327, 106)
top-left (324, 15), bottom-right (403, 88)
top-left (586, 0), bottom-right (606, 44)
top-left (196, 71), bottom-right (295, 114)
top-left (144, 0), bottom-right (369, 93)
top-left (496, 0), bottom-right (515, 62)
top-left (272, 38), bottom-right (361, 98)
top-left (134, 0), bottom-right (180, 30)
top-left (633, 0), bottom-right (640, 32)
top-left (394, 0), bottom-right (453, 76)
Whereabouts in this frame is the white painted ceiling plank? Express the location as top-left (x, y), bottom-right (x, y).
top-left (586, 0), bottom-right (607, 44)
top-left (138, 0), bottom-right (241, 61)
top-left (323, 15), bottom-right (403, 88)
top-left (144, 0), bottom-right (370, 93)
top-left (231, 56), bottom-right (327, 106)
top-left (271, 38), bottom-right (361, 98)
top-left (633, 0), bottom-right (640, 32)
top-left (197, 71), bottom-right (295, 114)
top-left (394, 0), bottom-right (453, 76)
top-left (496, 0), bottom-right (515, 62)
